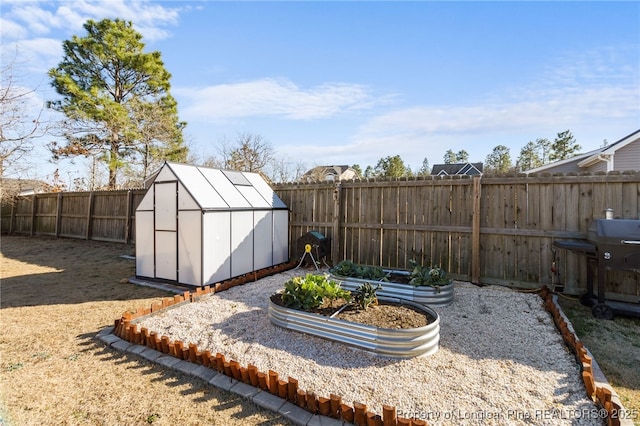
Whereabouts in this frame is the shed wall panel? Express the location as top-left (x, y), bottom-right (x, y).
top-left (231, 211), bottom-right (254, 276)
top-left (155, 231), bottom-right (177, 280)
top-left (156, 167), bottom-right (177, 182)
top-left (203, 211), bottom-right (231, 284)
top-left (253, 211), bottom-right (273, 270)
top-left (137, 191), bottom-right (154, 211)
top-left (273, 210), bottom-right (289, 264)
top-left (135, 211), bottom-right (154, 277)
top-left (178, 183), bottom-right (199, 210)
top-left (154, 182), bottom-right (177, 231)
top-left (178, 211), bottom-right (202, 285)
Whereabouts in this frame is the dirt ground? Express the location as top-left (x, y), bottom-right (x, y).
top-left (270, 293), bottom-right (430, 329)
top-left (0, 235), bottom-right (292, 426)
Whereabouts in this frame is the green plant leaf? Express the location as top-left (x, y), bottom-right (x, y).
top-left (281, 274), bottom-right (351, 311)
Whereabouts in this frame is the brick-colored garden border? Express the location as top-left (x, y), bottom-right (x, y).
top-left (539, 287), bottom-right (628, 426)
top-left (111, 267), bottom-right (624, 426)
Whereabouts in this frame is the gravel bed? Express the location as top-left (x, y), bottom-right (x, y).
top-left (137, 270), bottom-right (604, 426)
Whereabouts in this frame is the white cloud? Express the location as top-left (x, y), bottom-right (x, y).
top-left (358, 85), bottom-right (637, 139)
top-left (3, 0), bottom-right (183, 42)
top-left (58, 0), bottom-right (182, 41)
top-left (8, 38), bottom-right (64, 74)
top-left (276, 79), bottom-right (639, 170)
top-left (2, 1), bottom-right (187, 81)
top-left (8, 5), bottom-right (60, 36)
top-left (0, 17), bottom-right (27, 39)
top-left (177, 78), bottom-right (382, 121)
top-left (342, 44), bottom-right (640, 168)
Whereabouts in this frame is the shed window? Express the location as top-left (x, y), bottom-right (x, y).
top-left (222, 170), bottom-right (252, 186)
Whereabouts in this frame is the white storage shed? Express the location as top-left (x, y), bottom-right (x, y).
top-left (135, 162), bottom-right (289, 286)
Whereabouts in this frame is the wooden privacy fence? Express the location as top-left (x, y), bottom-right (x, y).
top-left (1, 189), bottom-right (146, 243)
top-left (274, 171), bottom-right (640, 299)
top-left (2, 171), bottom-right (639, 298)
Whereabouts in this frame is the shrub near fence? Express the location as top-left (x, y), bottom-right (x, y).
top-left (2, 171), bottom-right (639, 299)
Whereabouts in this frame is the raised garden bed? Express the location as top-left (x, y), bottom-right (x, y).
top-left (328, 260), bottom-right (454, 307)
top-left (268, 289), bottom-right (440, 359)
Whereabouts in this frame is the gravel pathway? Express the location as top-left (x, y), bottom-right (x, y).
top-left (137, 270), bottom-right (604, 426)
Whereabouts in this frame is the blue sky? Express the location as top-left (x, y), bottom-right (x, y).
top-left (2, 1), bottom-right (639, 184)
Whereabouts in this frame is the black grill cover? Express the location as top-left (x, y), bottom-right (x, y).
top-left (588, 219), bottom-right (640, 245)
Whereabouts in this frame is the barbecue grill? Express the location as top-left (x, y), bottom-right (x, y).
top-left (553, 218), bottom-right (640, 319)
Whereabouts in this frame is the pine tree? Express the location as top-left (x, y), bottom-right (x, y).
top-left (485, 145), bottom-right (512, 174)
top-left (516, 141), bottom-right (543, 171)
top-left (417, 157), bottom-right (431, 176)
top-left (549, 130), bottom-right (581, 161)
top-left (48, 18), bottom-right (187, 188)
top-left (372, 155), bottom-right (411, 177)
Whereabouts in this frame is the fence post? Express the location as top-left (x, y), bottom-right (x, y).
top-left (30, 193), bottom-right (36, 236)
top-left (55, 192), bottom-right (63, 237)
top-left (471, 176), bottom-right (481, 284)
top-left (85, 191), bottom-right (94, 240)
top-left (124, 190), bottom-right (132, 244)
top-left (332, 182), bottom-right (342, 264)
top-left (9, 196), bottom-right (16, 234)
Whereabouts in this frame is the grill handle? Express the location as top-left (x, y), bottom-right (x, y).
top-left (621, 240), bottom-right (640, 245)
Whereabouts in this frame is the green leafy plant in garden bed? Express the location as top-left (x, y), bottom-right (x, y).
top-left (352, 282), bottom-right (382, 310)
top-left (407, 259), bottom-right (452, 288)
top-left (331, 259), bottom-right (453, 289)
top-left (330, 260), bottom-right (390, 281)
top-left (280, 274), bottom-right (383, 313)
top-left (282, 273), bottom-right (351, 311)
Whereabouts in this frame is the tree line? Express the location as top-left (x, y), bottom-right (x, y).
top-left (2, 18), bottom-right (587, 191)
top-left (342, 130), bottom-right (583, 179)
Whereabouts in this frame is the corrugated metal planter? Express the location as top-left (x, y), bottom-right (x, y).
top-left (328, 270), bottom-right (454, 307)
top-left (268, 294), bottom-right (440, 359)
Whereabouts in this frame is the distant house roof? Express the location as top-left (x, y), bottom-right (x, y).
top-left (523, 151), bottom-right (594, 174)
top-left (0, 178), bottom-right (53, 199)
top-left (302, 165), bottom-right (359, 182)
top-left (577, 129), bottom-right (640, 168)
top-left (524, 129), bottom-right (640, 174)
top-left (431, 162), bottom-right (483, 176)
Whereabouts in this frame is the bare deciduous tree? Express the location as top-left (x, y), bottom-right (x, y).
top-left (0, 48), bottom-right (49, 179)
top-left (265, 156), bottom-right (306, 183)
top-left (219, 133), bottom-right (274, 173)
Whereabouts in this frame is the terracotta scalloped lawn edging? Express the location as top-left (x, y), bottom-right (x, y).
top-left (538, 286), bottom-right (633, 426)
top-left (109, 265), bottom-right (622, 426)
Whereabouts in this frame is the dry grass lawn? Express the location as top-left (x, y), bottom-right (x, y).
top-left (0, 235), bottom-right (292, 426)
top-left (556, 296), bottom-right (640, 418)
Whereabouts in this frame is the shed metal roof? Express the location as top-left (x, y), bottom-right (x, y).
top-left (151, 162), bottom-right (287, 210)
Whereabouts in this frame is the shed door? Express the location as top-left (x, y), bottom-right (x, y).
top-left (154, 182), bottom-right (178, 281)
